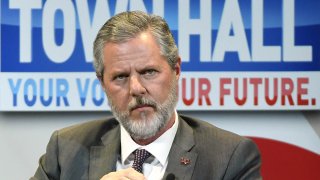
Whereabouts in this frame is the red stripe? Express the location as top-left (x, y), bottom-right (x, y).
top-left (248, 137), bottom-right (320, 180)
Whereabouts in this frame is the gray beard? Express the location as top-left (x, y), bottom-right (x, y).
top-left (107, 79), bottom-right (178, 140)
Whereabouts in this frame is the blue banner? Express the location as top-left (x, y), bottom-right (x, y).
top-left (1, 0), bottom-right (319, 72)
top-left (1, 0), bottom-right (320, 111)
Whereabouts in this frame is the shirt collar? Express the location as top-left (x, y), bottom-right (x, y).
top-left (120, 111), bottom-right (179, 166)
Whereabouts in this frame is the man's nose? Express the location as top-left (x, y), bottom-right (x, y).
top-left (129, 75), bottom-right (147, 96)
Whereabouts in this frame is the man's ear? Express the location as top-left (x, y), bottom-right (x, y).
top-left (174, 57), bottom-right (182, 79)
top-left (96, 73), bottom-right (106, 91)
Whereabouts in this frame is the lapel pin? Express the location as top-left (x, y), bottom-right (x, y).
top-left (180, 157), bottom-right (191, 165)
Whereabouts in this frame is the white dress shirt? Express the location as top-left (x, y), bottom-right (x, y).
top-left (116, 111), bottom-right (179, 180)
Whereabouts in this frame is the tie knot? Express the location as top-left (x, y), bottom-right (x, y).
top-left (132, 149), bottom-right (151, 173)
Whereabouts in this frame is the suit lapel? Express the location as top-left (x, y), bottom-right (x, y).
top-left (89, 125), bottom-right (120, 180)
top-left (164, 116), bottom-right (198, 180)
top-left (88, 116), bottom-right (198, 179)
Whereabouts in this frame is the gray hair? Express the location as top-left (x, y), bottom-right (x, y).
top-left (93, 11), bottom-right (179, 78)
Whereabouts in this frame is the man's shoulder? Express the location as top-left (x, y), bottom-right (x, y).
top-left (179, 114), bottom-right (246, 146)
top-left (55, 116), bottom-right (119, 145)
top-left (59, 116), bottom-right (118, 133)
top-left (177, 115), bottom-right (261, 179)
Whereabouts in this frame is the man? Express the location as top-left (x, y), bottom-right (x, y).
top-left (32, 11), bottom-right (261, 180)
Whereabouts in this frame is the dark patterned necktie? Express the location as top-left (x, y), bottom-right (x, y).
top-left (132, 149), bottom-right (151, 173)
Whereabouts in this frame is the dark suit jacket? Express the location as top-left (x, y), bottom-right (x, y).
top-left (31, 115), bottom-right (261, 180)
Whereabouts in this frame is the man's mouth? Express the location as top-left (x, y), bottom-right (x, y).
top-left (130, 104), bottom-right (154, 111)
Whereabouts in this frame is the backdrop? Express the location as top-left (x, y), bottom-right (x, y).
top-left (1, 0), bottom-right (320, 179)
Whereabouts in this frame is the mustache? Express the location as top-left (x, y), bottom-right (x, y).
top-left (128, 97), bottom-right (157, 111)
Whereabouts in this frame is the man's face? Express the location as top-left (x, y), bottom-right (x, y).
top-left (101, 31), bottom-right (180, 140)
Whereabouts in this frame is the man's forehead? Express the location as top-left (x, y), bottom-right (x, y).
top-left (116, 31), bottom-right (158, 46)
top-left (103, 33), bottom-right (160, 56)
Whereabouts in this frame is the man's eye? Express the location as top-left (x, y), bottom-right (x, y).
top-left (114, 75), bottom-right (127, 81)
top-left (143, 69), bottom-right (157, 76)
